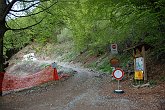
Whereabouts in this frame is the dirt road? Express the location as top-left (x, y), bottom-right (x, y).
top-left (0, 62), bottom-right (164, 110)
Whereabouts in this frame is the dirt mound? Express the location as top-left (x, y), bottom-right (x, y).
top-left (6, 61), bottom-right (50, 77)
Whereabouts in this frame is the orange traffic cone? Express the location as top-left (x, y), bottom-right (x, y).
top-left (53, 68), bottom-right (59, 80)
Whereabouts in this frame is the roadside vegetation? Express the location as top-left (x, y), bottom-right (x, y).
top-left (2, 0), bottom-right (165, 85)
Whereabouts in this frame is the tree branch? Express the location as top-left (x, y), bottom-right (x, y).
top-left (8, 1), bottom-right (58, 18)
top-left (3, 0), bottom-right (59, 20)
top-left (10, 2), bottom-right (40, 12)
top-left (6, 0), bottom-right (10, 4)
top-left (7, 17), bottom-right (46, 31)
top-left (6, 15), bottom-right (22, 28)
top-left (2, 0), bottom-right (18, 20)
top-left (21, 0), bottom-right (40, 3)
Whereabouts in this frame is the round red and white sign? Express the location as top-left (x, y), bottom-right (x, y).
top-left (112, 44), bottom-right (116, 49)
top-left (112, 68), bottom-right (124, 80)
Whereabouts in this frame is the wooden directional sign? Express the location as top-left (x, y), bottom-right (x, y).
top-left (112, 68), bottom-right (124, 80)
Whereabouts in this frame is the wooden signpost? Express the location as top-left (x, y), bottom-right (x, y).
top-left (124, 42), bottom-right (152, 83)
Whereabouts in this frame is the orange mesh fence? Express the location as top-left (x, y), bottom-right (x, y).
top-left (1, 66), bottom-right (54, 92)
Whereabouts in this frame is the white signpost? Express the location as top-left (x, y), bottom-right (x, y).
top-left (112, 68), bottom-right (124, 93)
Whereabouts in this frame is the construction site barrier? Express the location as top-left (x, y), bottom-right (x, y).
top-left (1, 66), bottom-right (54, 92)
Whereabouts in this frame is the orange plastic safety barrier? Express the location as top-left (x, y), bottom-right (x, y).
top-left (1, 66), bottom-right (54, 92)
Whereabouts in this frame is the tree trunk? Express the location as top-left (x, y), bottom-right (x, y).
top-left (0, 24), bottom-right (6, 96)
top-left (0, 37), bottom-right (4, 96)
top-left (0, 0), bottom-right (7, 96)
top-left (0, 20), bottom-right (6, 96)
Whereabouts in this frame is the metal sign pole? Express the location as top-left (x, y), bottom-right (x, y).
top-left (118, 80), bottom-right (120, 90)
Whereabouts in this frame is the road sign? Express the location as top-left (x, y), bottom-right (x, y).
top-left (112, 68), bottom-right (124, 80)
top-left (111, 44), bottom-right (118, 54)
top-left (112, 44), bottom-right (116, 49)
top-left (112, 68), bottom-right (125, 94)
top-left (135, 57), bottom-right (144, 71)
top-left (135, 70), bottom-right (143, 80)
top-left (110, 58), bottom-right (119, 67)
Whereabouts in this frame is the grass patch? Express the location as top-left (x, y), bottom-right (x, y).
top-left (97, 57), bottom-right (112, 74)
top-left (160, 76), bottom-right (165, 82)
top-left (149, 80), bottom-right (157, 86)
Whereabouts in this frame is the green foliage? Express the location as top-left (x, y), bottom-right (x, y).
top-left (4, 30), bottom-right (32, 50)
top-left (39, 63), bottom-right (50, 68)
top-left (4, 0), bottom-right (165, 61)
top-left (63, 51), bottom-right (77, 62)
top-left (96, 57), bottom-right (112, 74)
top-left (160, 76), bottom-right (165, 82)
top-left (98, 64), bottom-right (112, 74)
top-left (149, 80), bottom-right (157, 86)
top-left (57, 28), bottom-right (73, 43)
top-left (4, 0), bottom-right (66, 52)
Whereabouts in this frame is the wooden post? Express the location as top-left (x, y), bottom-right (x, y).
top-left (133, 49), bottom-right (136, 84)
top-left (133, 49), bottom-right (136, 73)
top-left (142, 46), bottom-right (147, 83)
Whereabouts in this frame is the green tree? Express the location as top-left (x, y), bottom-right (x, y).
top-left (0, 0), bottom-right (58, 96)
